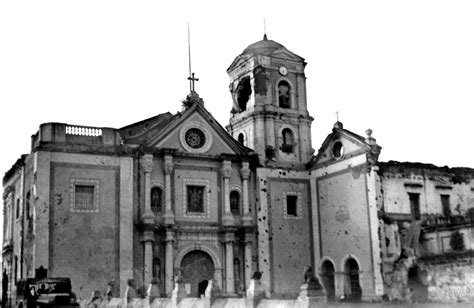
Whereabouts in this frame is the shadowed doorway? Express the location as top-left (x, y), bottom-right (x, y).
top-left (180, 250), bottom-right (215, 297)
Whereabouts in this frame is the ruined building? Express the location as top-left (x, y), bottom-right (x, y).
top-left (3, 35), bottom-right (473, 305)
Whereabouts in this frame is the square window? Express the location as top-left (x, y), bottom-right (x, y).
top-left (70, 179), bottom-right (100, 213)
top-left (284, 192), bottom-right (301, 219)
top-left (187, 185), bottom-right (204, 213)
top-left (440, 194), bottom-right (451, 217)
top-left (286, 195), bottom-right (298, 216)
top-left (75, 185), bottom-right (95, 210)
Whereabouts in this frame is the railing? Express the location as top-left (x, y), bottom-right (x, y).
top-left (422, 214), bottom-right (473, 229)
top-left (66, 125), bottom-right (102, 137)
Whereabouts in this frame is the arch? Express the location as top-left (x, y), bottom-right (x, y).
top-left (320, 259), bottom-right (336, 301)
top-left (341, 255), bottom-right (362, 301)
top-left (174, 243), bottom-right (222, 270)
top-left (179, 250), bottom-right (215, 297)
top-left (237, 132), bottom-right (245, 146)
top-left (230, 190), bottom-right (241, 216)
top-left (281, 128), bottom-right (294, 153)
top-left (150, 186), bottom-right (163, 214)
top-left (277, 80), bottom-right (291, 108)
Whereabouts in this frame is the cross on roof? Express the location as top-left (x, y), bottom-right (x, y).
top-left (188, 72), bottom-right (199, 92)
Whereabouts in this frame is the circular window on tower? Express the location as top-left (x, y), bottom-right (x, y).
top-left (331, 140), bottom-right (344, 159)
top-left (180, 123), bottom-right (213, 153)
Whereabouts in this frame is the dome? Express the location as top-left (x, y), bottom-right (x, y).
top-left (242, 34), bottom-right (287, 56)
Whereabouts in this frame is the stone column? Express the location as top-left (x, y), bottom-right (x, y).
top-left (163, 154), bottom-right (175, 225)
top-left (334, 272), bottom-right (346, 300)
top-left (221, 160), bottom-right (234, 226)
top-left (165, 230), bottom-right (175, 296)
top-left (240, 161), bottom-right (252, 226)
top-left (141, 231), bottom-right (154, 287)
top-left (244, 233), bottom-right (253, 289)
top-left (223, 233), bottom-right (235, 295)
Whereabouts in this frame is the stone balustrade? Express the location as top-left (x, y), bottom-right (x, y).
top-left (31, 122), bottom-right (120, 150)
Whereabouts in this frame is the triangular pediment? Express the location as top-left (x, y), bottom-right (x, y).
top-left (311, 124), bottom-right (380, 167)
top-left (271, 49), bottom-right (305, 62)
top-left (140, 102), bottom-right (253, 157)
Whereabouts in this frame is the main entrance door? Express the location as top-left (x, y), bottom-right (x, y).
top-left (180, 250), bottom-right (215, 297)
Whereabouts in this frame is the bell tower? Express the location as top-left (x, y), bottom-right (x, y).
top-left (226, 35), bottom-right (314, 167)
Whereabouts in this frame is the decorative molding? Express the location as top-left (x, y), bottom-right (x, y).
top-left (179, 122), bottom-right (213, 154)
top-left (240, 163), bottom-right (250, 180)
top-left (69, 178), bottom-right (100, 213)
top-left (182, 178), bottom-right (210, 219)
top-left (163, 155), bottom-right (174, 174)
top-left (141, 154), bottom-right (154, 173)
top-left (221, 160), bottom-right (232, 179)
top-left (335, 204), bottom-right (350, 223)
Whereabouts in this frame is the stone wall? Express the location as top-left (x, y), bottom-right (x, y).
top-left (419, 255), bottom-right (474, 303)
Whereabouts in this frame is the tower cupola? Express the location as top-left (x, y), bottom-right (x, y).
top-left (226, 35), bottom-right (314, 167)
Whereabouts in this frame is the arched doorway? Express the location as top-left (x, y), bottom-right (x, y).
top-left (180, 250), bottom-right (215, 297)
top-left (344, 258), bottom-right (361, 301)
top-left (320, 260), bottom-right (335, 300)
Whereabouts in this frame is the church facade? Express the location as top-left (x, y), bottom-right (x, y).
top-left (3, 35), bottom-right (472, 304)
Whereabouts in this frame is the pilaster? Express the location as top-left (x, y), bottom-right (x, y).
top-left (163, 154), bottom-right (175, 225)
top-left (221, 160), bottom-right (234, 226)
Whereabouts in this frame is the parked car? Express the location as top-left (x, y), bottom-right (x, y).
top-left (16, 278), bottom-right (79, 307)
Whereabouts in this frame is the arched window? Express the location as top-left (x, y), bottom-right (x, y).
top-left (236, 77), bottom-right (252, 112)
top-left (344, 258), bottom-right (362, 301)
top-left (151, 187), bottom-right (162, 214)
top-left (238, 133), bottom-right (245, 145)
top-left (230, 191), bottom-right (240, 216)
top-left (321, 260), bottom-right (336, 300)
top-left (281, 128), bottom-right (294, 153)
top-left (278, 81), bottom-right (291, 108)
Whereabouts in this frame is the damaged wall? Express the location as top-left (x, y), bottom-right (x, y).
top-left (50, 156), bottom-right (121, 300)
top-left (256, 169), bottom-right (312, 298)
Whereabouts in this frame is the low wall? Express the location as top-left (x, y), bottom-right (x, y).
top-left (419, 256), bottom-right (474, 303)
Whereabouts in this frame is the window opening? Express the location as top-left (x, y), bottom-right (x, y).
top-left (409, 193), bottom-right (421, 220)
top-left (440, 194), bottom-right (451, 217)
top-left (187, 186), bottom-right (204, 213)
top-left (185, 128), bottom-right (206, 149)
top-left (332, 141), bottom-right (344, 159)
top-left (278, 81), bottom-right (291, 108)
top-left (16, 199), bottom-right (20, 219)
top-left (151, 187), bottom-right (162, 214)
top-left (286, 195), bottom-right (298, 216)
top-left (282, 128), bottom-right (294, 153)
top-left (230, 191), bottom-right (240, 216)
top-left (236, 77), bottom-right (251, 112)
top-left (238, 133), bottom-right (245, 145)
top-left (75, 185), bottom-right (95, 211)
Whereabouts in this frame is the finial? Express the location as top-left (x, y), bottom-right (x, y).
top-left (335, 111), bottom-right (340, 122)
top-left (365, 128), bottom-right (376, 145)
top-left (188, 73), bottom-right (199, 92)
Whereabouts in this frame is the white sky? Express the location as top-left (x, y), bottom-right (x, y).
top-left (1, 0), bottom-right (473, 196)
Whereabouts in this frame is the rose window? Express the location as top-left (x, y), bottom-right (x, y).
top-left (185, 128), bottom-right (206, 149)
